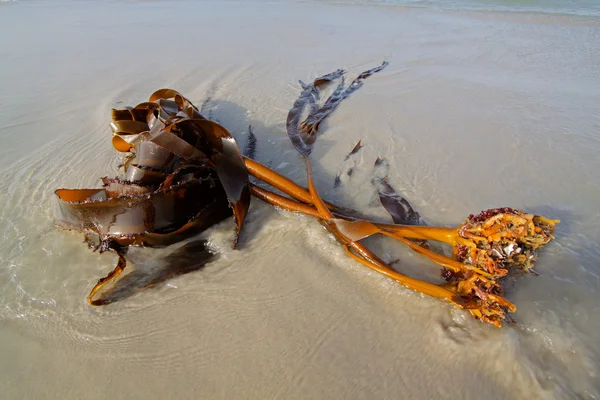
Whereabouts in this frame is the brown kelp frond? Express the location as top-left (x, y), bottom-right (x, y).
top-left (287, 69), bottom-right (345, 156)
top-left (333, 173), bottom-right (342, 188)
top-left (371, 157), bottom-right (421, 225)
top-left (344, 140), bottom-right (363, 161)
top-left (244, 125), bottom-right (257, 160)
top-left (63, 89), bottom-right (250, 246)
top-left (373, 177), bottom-right (421, 226)
top-left (56, 168), bottom-right (228, 238)
top-left (118, 89), bottom-right (250, 243)
top-left (195, 119), bottom-right (251, 245)
top-left (56, 89), bottom-right (251, 303)
top-left (334, 140), bottom-right (362, 187)
top-left (301, 62), bottom-right (389, 135)
top-left (286, 62), bottom-right (388, 156)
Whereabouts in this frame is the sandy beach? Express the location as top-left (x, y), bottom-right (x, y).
top-left (1, 0), bottom-right (599, 398)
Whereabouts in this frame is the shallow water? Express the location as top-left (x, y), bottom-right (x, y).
top-left (298, 0), bottom-right (600, 17)
top-left (1, 1), bottom-right (599, 398)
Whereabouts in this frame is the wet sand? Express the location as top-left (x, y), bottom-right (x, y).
top-left (1, 1), bottom-right (599, 398)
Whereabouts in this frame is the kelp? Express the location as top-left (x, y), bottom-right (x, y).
top-left (244, 125), bottom-right (257, 160)
top-left (345, 140), bottom-right (363, 161)
top-left (250, 63), bottom-right (557, 327)
top-left (55, 63), bottom-right (558, 327)
top-left (372, 158), bottom-right (421, 226)
top-left (334, 140), bottom-right (362, 188)
top-left (56, 89), bottom-right (250, 304)
top-left (286, 62), bottom-right (388, 157)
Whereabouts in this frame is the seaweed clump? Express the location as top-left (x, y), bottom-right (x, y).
top-left (55, 63), bottom-right (558, 327)
top-left (56, 89), bottom-right (250, 304)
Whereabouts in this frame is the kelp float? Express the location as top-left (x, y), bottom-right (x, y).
top-left (55, 62), bottom-right (558, 327)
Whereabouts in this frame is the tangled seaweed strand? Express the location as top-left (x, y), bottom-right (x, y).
top-left (55, 63), bottom-right (558, 327)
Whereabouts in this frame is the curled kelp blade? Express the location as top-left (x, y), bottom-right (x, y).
top-left (55, 167), bottom-right (231, 248)
top-left (187, 119), bottom-right (251, 245)
top-left (372, 158), bottom-right (421, 226)
top-left (287, 69), bottom-right (345, 156)
top-left (125, 141), bottom-right (182, 182)
top-left (373, 178), bottom-right (421, 226)
top-left (110, 88), bottom-right (203, 155)
top-left (286, 62), bottom-right (388, 157)
top-left (301, 62), bottom-right (388, 135)
top-left (345, 140), bottom-right (363, 161)
top-left (141, 95), bottom-right (250, 242)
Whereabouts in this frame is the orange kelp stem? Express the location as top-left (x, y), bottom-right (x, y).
top-left (244, 157), bottom-right (313, 204)
top-left (248, 184), bottom-right (480, 275)
top-left (299, 153), bottom-right (460, 307)
top-left (245, 154), bottom-right (557, 289)
top-left (246, 157), bottom-right (463, 244)
top-left (250, 184), bottom-right (321, 219)
top-left (344, 243), bottom-right (456, 301)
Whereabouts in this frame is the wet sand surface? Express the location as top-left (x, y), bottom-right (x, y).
top-left (1, 1), bottom-right (599, 398)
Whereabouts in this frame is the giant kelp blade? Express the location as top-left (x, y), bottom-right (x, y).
top-left (114, 91), bottom-right (250, 246)
top-left (148, 127), bottom-right (207, 161)
top-left (88, 247), bottom-right (128, 305)
top-left (191, 119), bottom-right (251, 246)
top-left (55, 168), bottom-right (232, 246)
top-left (372, 158), bottom-right (421, 226)
top-left (354, 61), bottom-right (389, 81)
top-left (286, 69), bottom-right (346, 156)
top-left (122, 164), bottom-right (168, 186)
top-left (286, 63), bottom-right (387, 157)
top-left (134, 140), bottom-right (180, 171)
top-left (142, 198), bottom-right (232, 247)
top-left (302, 62), bottom-right (388, 133)
top-left (374, 178), bottom-right (421, 225)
